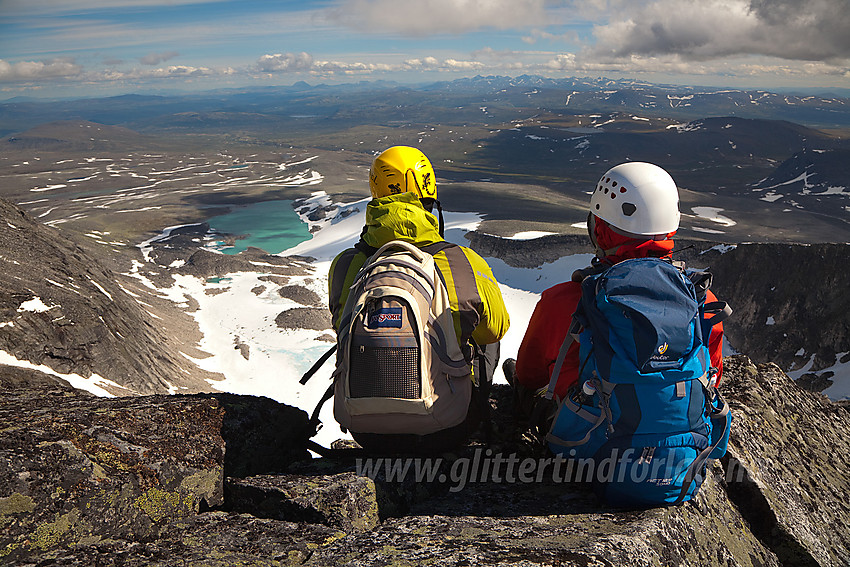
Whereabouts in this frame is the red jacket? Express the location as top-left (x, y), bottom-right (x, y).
top-left (516, 219), bottom-right (725, 400)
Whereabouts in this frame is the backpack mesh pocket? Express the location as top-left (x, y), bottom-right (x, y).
top-left (349, 344), bottom-right (421, 399)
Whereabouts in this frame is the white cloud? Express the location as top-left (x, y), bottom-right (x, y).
top-left (327, 0), bottom-right (547, 35)
top-left (404, 57), bottom-right (441, 69)
top-left (539, 50), bottom-right (850, 81)
top-left (443, 58), bottom-right (485, 70)
top-left (257, 52), bottom-right (314, 72)
top-left (313, 60), bottom-right (395, 74)
top-left (0, 58), bottom-right (82, 82)
top-left (145, 65), bottom-right (219, 77)
top-left (254, 53), bottom-right (490, 76)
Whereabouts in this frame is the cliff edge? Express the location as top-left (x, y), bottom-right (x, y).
top-left (2, 355), bottom-right (848, 566)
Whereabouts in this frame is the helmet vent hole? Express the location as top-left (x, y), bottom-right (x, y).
top-left (595, 204), bottom-right (600, 210)
top-left (622, 202), bottom-right (637, 216)
top-left (610, 192), bottom-right (616, 199)
top-left (612, 181), bottom-right (618, 187)
top-left (620, 187), bottom-right (627, 193)
top-left (604, 188), bottom-right (609, 194)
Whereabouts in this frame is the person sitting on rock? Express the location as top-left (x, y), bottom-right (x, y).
top-left (505, 161), bottom-right (726, 427)
top-left (328, 145), bottom-right (510, 452)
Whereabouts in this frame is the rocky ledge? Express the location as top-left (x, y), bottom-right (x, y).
top-left (2, 355), bottom-right (848, 566)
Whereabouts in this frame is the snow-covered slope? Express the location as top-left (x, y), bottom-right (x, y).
top-left (130, 191), bottom-right (592, 446)
top-left (130, 192), bottom-right (850, 447)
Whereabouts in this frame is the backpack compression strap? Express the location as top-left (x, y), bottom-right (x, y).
top-left (674, 388), bottom-right (731, 504)
top-left (545, 317), bottom-right (583, 401)
top-left (704, 300), bottom-right (733, 327)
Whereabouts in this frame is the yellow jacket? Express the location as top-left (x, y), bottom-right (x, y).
top-left (328, 192), bottom-right (509, 349)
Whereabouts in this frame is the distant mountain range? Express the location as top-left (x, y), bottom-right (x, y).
top-left (1, 75), bottom-right (849, 139)
top-left (0, 73), bottom-right (847, 243)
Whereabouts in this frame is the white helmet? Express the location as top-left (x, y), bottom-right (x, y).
top-left (590, 162), bottom-right (680, 236)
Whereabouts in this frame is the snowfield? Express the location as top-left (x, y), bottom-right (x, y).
top-left (125, 190), bottom-right (848, 447)
top-left (130, 191), bottom-right (579, 446)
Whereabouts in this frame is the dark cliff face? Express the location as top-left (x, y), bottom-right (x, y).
top-left (466, 232), bottom-right (850, 385)
top-left (703, 243), bottom-right (850, 374)
top-left (0, 198), bottom-right (208, 394)
top-left (1, 356), bottom-right (848, 566)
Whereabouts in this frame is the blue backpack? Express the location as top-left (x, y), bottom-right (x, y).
top-left (545, 258), bottom-right (732, 507)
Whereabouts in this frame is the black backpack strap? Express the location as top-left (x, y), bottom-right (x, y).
top-left (300, 344), bottom-right (337, 385)
top-left (309, 381), bottom-right (336, 432)
top-left (470, 340), bottom-right (493, 444)
top-left (703, 300), bottom-right (733, 327)
top-left (305, 439), bottom-right (368, 461)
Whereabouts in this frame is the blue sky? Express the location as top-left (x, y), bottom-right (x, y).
top-left (1, 0), bottom-right (848, 99)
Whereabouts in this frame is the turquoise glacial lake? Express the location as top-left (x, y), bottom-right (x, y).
top-left (207, 200), bottom-right (312, 255)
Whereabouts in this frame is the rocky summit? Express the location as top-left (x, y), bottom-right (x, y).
top-left (1, 355), bottom-right (848, 566)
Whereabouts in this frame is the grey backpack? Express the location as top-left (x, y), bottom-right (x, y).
top-left (333, 240), bottom-right (473, 435)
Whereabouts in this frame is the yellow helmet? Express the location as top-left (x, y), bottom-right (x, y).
top-left (369, 146), bottom-right (437, 199)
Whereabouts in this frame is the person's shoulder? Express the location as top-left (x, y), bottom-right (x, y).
top-left (332, 246), bottom-right (359, 262)
top-left (330, 246), bottom-right (366, 272)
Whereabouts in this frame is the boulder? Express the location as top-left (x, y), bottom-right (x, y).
top-left (2, 356), bottom-right (849, 566)
top-left (0, 389), bottom-right (226, 560)
top-left (227, 473), bottom-right (380, 532)
top-left (275, 307), bottom-right (331, 331)
top-left (719, 355), bottom-right (850, 567)
top-left (0, 388), bottom-right (313, 564)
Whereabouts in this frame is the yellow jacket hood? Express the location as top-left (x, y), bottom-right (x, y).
top-left (361, 193), bottom-right (442, 249)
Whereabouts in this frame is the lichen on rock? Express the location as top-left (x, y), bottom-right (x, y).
top-left (2, 356), bottom-right (849, 566)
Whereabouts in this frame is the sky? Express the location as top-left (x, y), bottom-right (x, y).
top-left (0, 0), bottom-right (848, 100)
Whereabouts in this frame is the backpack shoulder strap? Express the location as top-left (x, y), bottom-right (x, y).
top-left (420, 240), bottom-right (457, 256)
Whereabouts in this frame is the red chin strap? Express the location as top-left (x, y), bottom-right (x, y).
top-left (589, 215), bottom-right (676, 264)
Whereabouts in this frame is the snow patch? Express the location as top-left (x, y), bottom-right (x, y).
top-left (30, 184), bottom-right (68, 192)
top-left (691, 207), bottom-right (737, 227)
top-left (88, 278), bottom-right (113, 301)
top-left (17, 297), bottom-right (53, 313)
top-left (692, 227), bottom-right (726, 234)
top-left (702, 244), bottom-right (737, 255)
top-left (507, 231), bottom-right (556, 240)
top-left (0, 350), bottom-right (129, 398)
top-left (788, 352), bottom-right (850, 401)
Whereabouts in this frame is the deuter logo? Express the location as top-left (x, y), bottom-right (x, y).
top-left (650, 342), bottom-right (671, 361)
top-left (368, 307), bottom-right (403, 328)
